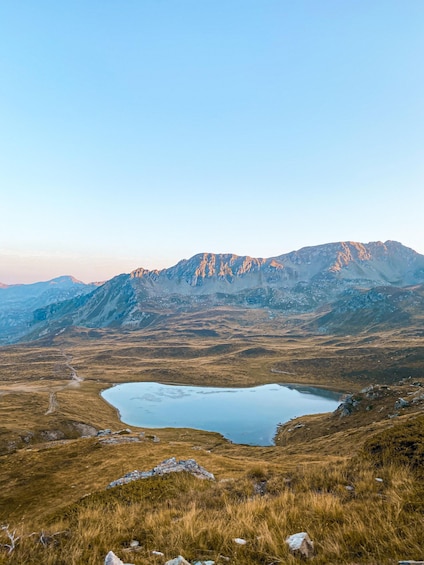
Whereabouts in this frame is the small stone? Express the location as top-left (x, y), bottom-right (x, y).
top-left (114, 428), bottom-right (132, 435)
top-left (345, 485), bottom-right (354, 492)
top-left (193, 561), bottom-right (215, 565)
top-left (395, 398), bottom-right (410, 410)
top-left (164, 556), bottom-right (191, 565)
top-left (233, 538), bottom-right (247, 545)
top-left (285, 532), bottom-right (314, 559)
top-left (375, 477), bottom-right (384, 483)
top-left (254, 480), bottom-right (267, 495)
top-left (152, 550), bottom-right (164, 556)
top-left (104, 551), bottom-right (135, 565)
top-left (97, 429), bottom-right (112, 436)
top-left (129, 540), bottom-right (139, 548)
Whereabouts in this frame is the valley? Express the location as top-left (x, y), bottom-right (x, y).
top-left (0, 242), bottom-right (423, 564)
top-left (0, 318), bottom-right (423, 564)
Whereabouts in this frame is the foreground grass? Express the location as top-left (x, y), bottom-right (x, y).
top-left (0, 327), bottom-right (423, 564)
top-left (1, 452), bottom-right (423, 565)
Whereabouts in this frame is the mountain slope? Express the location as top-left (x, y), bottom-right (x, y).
top-left (21, 241), bottom-right (424, 341)
top-left (311, 283), bottom-right (424, 334)
top-left (0, 276), bottom-right (99, 344)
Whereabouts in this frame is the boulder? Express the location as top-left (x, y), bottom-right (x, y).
top-left (99, 437), bottom-right (140, 445)
top-left (285, 532), bottom-right (314, 559)
top-left (336, 394), bottom-right (360, 417)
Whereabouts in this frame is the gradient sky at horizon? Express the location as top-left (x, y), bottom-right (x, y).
top-left (1, 1), bottom-right (423, 284)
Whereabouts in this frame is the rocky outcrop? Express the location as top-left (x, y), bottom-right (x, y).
top-left (336, 394), bottom-right (361, 417)
top-left (107, 458), bottom-right (215, 488)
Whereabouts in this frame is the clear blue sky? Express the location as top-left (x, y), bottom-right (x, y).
top-left (1, 1), bottom-right (423, 283)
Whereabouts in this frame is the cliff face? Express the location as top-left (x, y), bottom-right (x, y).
top-left (14, 241), bottom-right (424, 341)
top-left (130, 241), bottom-right (424, 290)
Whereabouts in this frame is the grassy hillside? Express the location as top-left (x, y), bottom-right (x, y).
top-left (0, 322), bottom-right (423, 563)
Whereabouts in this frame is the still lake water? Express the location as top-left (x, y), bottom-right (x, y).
top-left (101, 382), bottom-right (342, 446)
top-left (101, 382), bottom-right (341, 445)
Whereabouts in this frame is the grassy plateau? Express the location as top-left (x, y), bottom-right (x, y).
top-left (0, 311), bottom-right (423, 564)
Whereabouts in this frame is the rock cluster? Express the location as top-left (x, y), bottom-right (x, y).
top-left (336, 382), bottom-right (424, 420)
top-left (107, 457), bottom-right (215, 488)
top-left (336, 394), bottom-right (360, 417)
top-left (105, 530), bottom-right (315, 564)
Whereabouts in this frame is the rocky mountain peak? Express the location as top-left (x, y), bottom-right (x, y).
top-left (4, 240), bottom-right (424, 343)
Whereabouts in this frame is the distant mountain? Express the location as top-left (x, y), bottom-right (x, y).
top-left (22, 241), bottom-right (424, 341)
top-left (0, 276), bottom-right (100, 344)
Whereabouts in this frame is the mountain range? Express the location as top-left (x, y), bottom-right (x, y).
top-left (0, 276), bottom-right (99, 344)
top-left (2, 240), bottom-right (424, 344)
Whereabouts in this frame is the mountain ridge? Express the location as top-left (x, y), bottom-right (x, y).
top-left (18, 240), bottom-right (424, 342)
top-left (130, 240), bottom-right (423, 287)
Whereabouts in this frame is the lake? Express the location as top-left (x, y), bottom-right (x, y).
top-left (101, 382), bottom-right (342, 446)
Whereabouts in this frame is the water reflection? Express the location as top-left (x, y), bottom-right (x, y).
top-left (101, 382), bottom-right (342, 446)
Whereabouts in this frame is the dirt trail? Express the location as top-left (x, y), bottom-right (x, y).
top-left (61, 351), bottom-right (84, 383)
top-left (0, 350), bottom-right (85, 416)
top-left (45, 392), bottom-right (59, 415)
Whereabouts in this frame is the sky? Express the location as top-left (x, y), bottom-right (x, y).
top-left (1, 1), bottom-right (423, 284)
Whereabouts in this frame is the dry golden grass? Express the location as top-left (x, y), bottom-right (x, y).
top-left (0, 323), bottom-right (423, 564)
top-left (1, 455), bottom-right (423, 564)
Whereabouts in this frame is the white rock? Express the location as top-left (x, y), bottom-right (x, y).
top-left (104, 551), bottom-right (135, 565)
top-left (129, 540), bottom-right (139, 548)
top-left (375, 477), bottom-right (384, 483)
top-left (285, 532), bottom-right (314, 559)
top-left (108, 457), bottom-right (214, 488)
top-left (193, 561), bottom-right (215, 565)
top-left (164, 556), bottom-right (191, 565)
top-left (233, 537), bottom-right (247, 545)
top-left (152, 550), bottom-right (165, 556)
top-left (104, 551), bottom-right (124, 565)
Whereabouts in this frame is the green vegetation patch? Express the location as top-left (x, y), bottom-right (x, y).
top-left (362, 415), bottom-right (424, 476)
